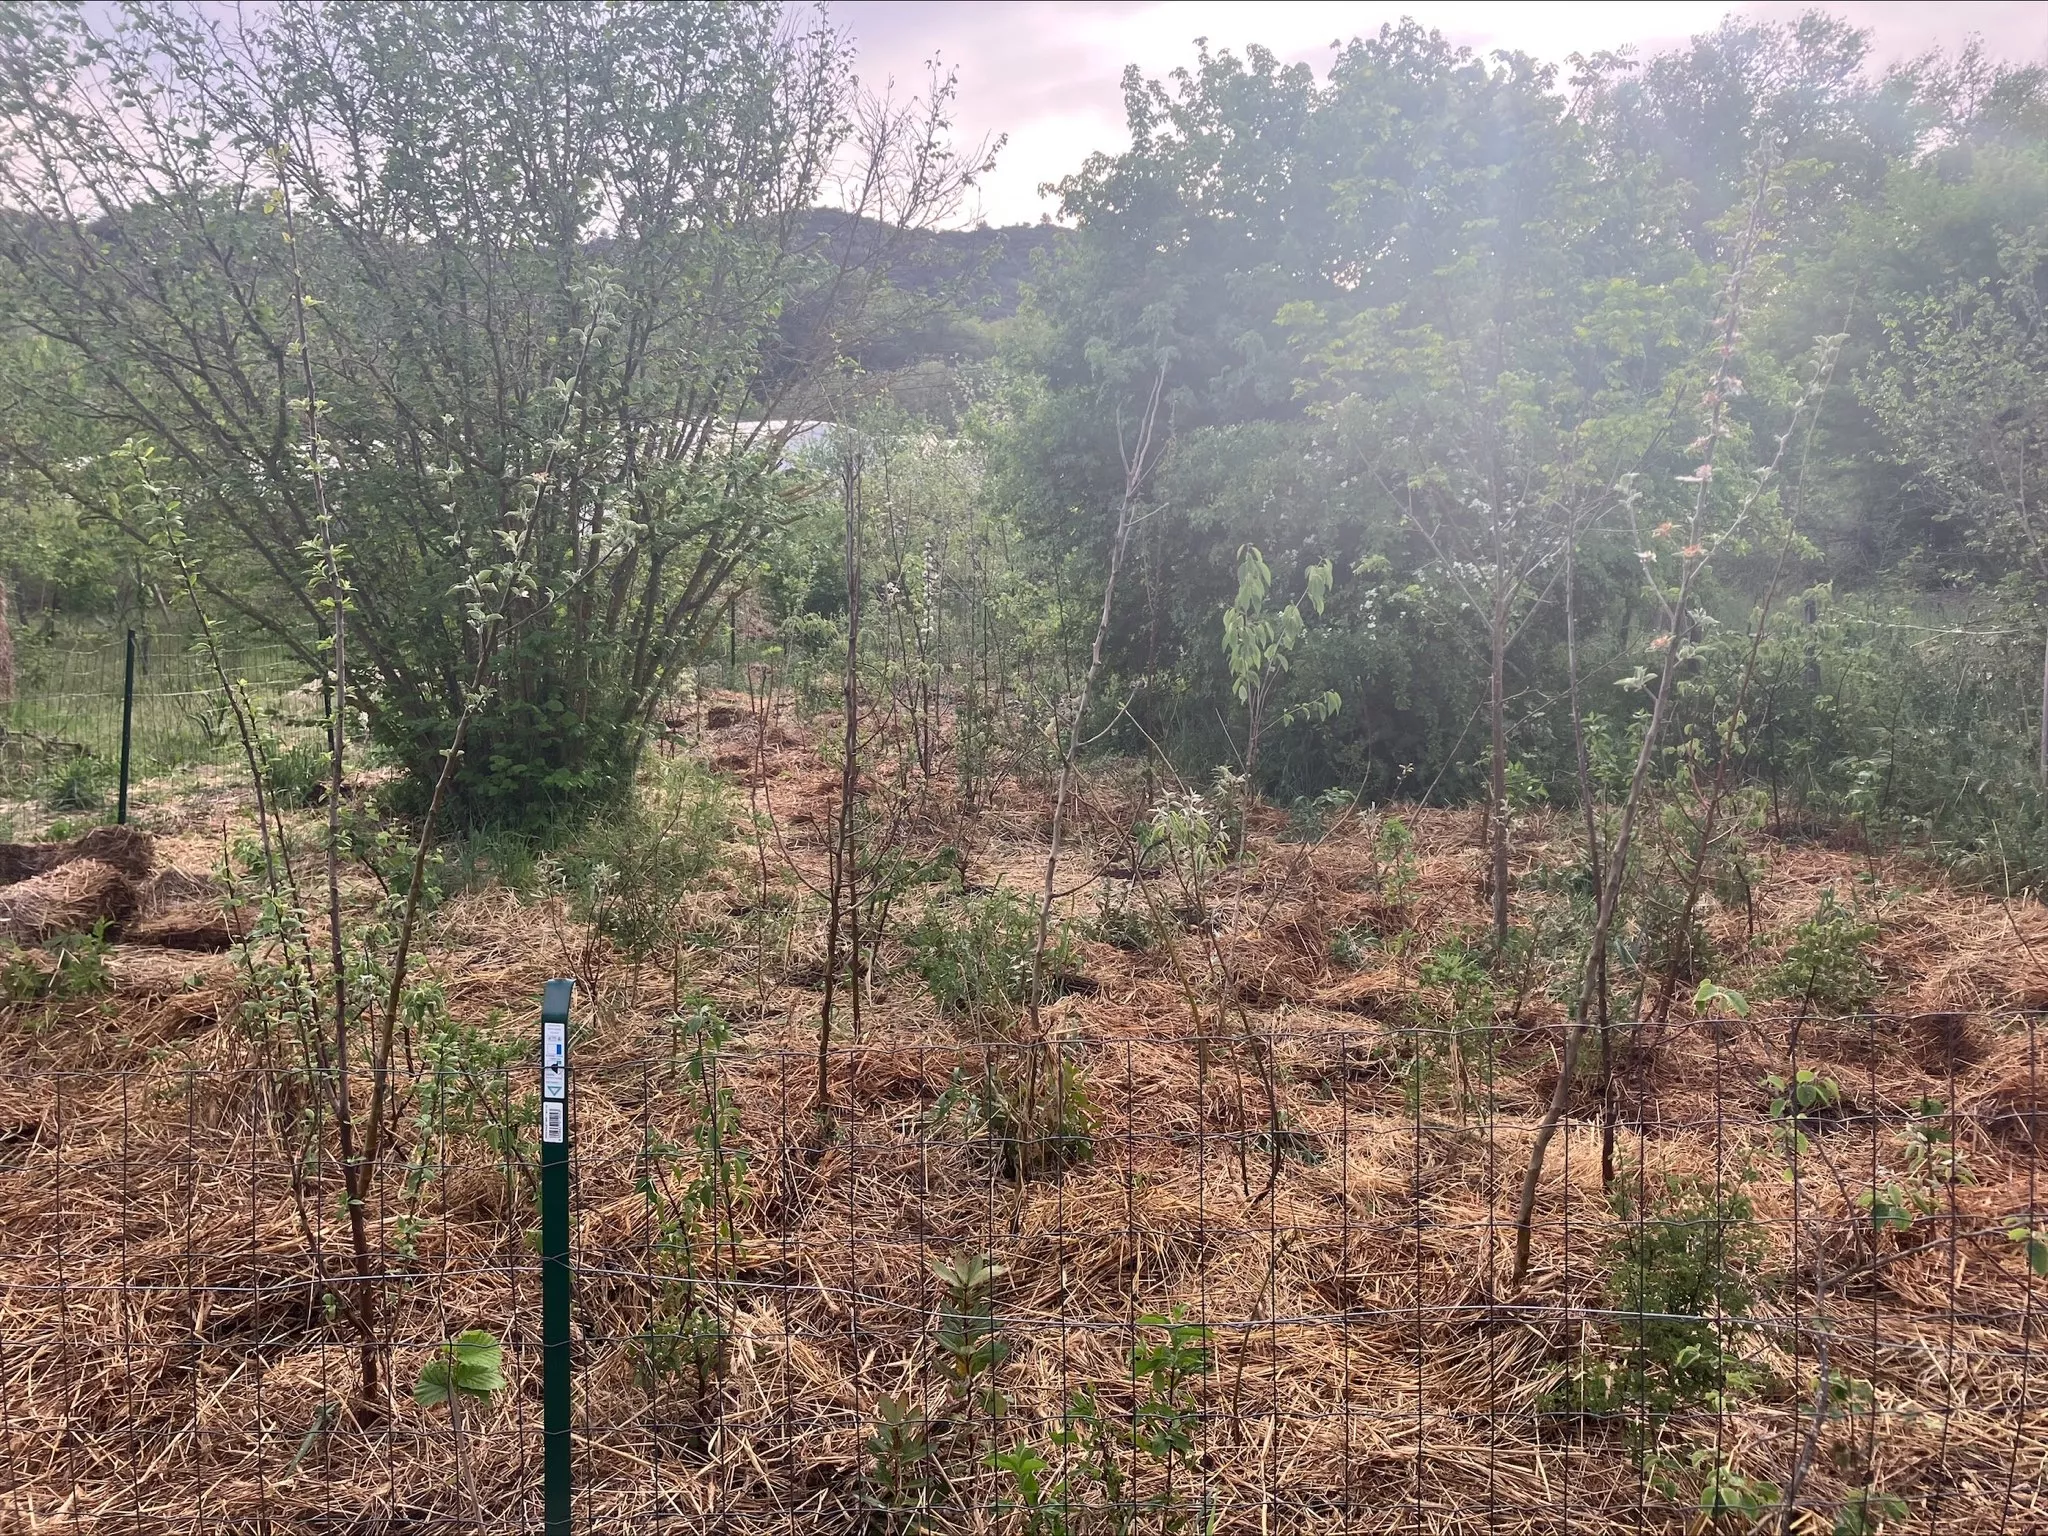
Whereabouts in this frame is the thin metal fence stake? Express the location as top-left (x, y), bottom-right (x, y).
top-left (541, 978), bottom-right (573, 1535)
top-left (115, 628), bottom-right (135, 824)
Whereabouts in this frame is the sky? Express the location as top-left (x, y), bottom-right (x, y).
top-left (823, 1), bottom-right (2048, 226)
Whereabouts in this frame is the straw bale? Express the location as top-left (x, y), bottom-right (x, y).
top-left (1315, 966), bottom-right (1409, 1014)
top-left (0, 823), bottom-right (154, 885)
top-left (121, 900), bottom-right (237, 951)
top-left (0, 856), bottom-right (136, 942)
top-left (134, 865), bottom-right (218, 914)
top-left (109, 945), bottom-right (235, 1002)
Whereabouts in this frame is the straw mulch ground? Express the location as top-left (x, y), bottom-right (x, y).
top-left (1, 708), bottom-right (2043, 1533)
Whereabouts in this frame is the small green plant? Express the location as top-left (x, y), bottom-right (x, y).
top-left (1651, 1447), bottom-right (1780, 1527)
top-left (1282, 785), bottom-right (1356, 843)
top-left (262, 740), bottom-right (328, 811)
top-left (1693, 979), bottom-right (1750, 1017)
top-left (634, 1006), bottom-right (749, 1406)
top-left (1764, 1068), bottom-right (1843, 1159)
top-left (865, 1393), bottom-right (935, 1530)
top-left (0, 945), bottom-right (43, 1003)
top-left (930, 1044), bottom-right (1095, 1178)
top-left (1899, 1095), bottom-right (1970, 1188)
top-left (396, 1001), bottom-right (537, 1255)
top-left (1089, 886), bottom-right (1162, 953)
top-left (1221, 544), bottom-right (1339, 788)
top-left (1503, 759), bottom-right (1548, 814)
top-left (2007, 1221), bottom-right (2048, 1277)
top-left (1769, 891), bottom-right (1881, 1014)
top-left (1556, 1174), bottom-right (1763, 1430)
top-left (1373, 814), bottom-right (1419, 908)
top-left (1127, 1309), bottom-right (1213, 1503)
top-left (906, 886), bottom-right (1077, 1022)
top-left (43, 921), bottom-right (114, 999)
top-left (1328, 923), bottom-right (1377, 969)
top-left (414, 1328), bottom-right (507, 1410)
top-left (1856, 1095), bottom-right (1974, 1238)
top-left (1141, 774), bottom-right (1238, 909)
top-left (930, 1252), bottom-right (1010, 1413)
top-left (861, 1251), bottom-right (1011, 1531)
top-left (414, 1329), bottom-right (506, 1530)
top-left (1833, 1486), bottom-right (1909, 1534)
top-left (1415, 932), bottom-right (1497, 1108)
top-left (2, 920), bottom-right (115, 1002)
top-left (563, 756), bottom-right (730, 963)
top-left (39, 753), bottom-right (110, 813)
top-left (992, 1309), bottom-right (1215, 1536)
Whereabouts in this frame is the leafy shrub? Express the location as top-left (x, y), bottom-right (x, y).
top-left (633, 1007), bottom-right (748, 1402)
top-left (39, 754), bottom-right (110, 813)
top-left (262, 740), bottom-right (328, 811)
top-left (931, 1046), bottom-right (1095, 1179)
top-left (395, 997), bottom-right (536, 1256)
top-left (1768, 891), bottom-right (1880, 1014)
top-left (1555, 1175), bottom-right (1764, 1426)
top-left (905, 887), bottom-right (1076, 1020)
top-left (561, 757), bottom-right (730, 962)
top-left (1088, 885), bottom-right (1162, 953)
top-left (1281, 786), bottom-right (1356, 843)
top-left (1371, 814), bottom-right (1419, 907)
top-left (993, 1308), bottom-right (1215, 1536)
top-left (2, 921), bottom-right (114, 1002)
top-left (1329, 923), bottom-right (1377, 969)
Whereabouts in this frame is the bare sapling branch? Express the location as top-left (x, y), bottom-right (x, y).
top-left (1647, 331), bottom-right (1841, 1023)
top-left (1510, 167), bottom-right (1830, 1284)
top-left (819, 435), bottom-right (868, 1129)
top-left (1026, 365), bottom-right (1168, 1044)
top-left (278, 164), bottom-right (384, 1408)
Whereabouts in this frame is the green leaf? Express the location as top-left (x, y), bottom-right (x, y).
top-left (414, 1329), bottom-right (506, 1408)
top-left (1693, 980), bottom-right (1749, 1017)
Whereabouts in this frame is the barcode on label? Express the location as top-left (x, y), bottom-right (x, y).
top-left (542, 1100), bottom-right (565, 1144)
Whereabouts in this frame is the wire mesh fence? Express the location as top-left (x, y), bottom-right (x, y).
top-left (1, 1008), bottom-right (2041, 1533)
top-left (0, 634), bottom-right (314, 796)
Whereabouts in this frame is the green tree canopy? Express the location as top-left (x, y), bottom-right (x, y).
top-left (0, 0), bottom-right (979, 825)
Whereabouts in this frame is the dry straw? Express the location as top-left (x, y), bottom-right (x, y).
top-left (1, 761), bottom-right (2044, 1533)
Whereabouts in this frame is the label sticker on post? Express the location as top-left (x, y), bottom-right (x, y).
top-left (542, 1100), bottom-right (565, 1144)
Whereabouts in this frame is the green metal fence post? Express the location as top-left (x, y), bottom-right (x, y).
top-left (540, 978), bottom-right (574, 1535)
top-left (116, 629), bottom-right (135, 825)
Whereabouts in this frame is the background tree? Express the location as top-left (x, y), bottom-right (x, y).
top-left (0, 0), bottom-right (980, 826)
top-left (1862, 220), bottom-right (2048, 777)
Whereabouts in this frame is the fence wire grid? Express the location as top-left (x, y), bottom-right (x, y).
top-left (1, 635), bottom-right (312, 793)
top-left (1, 1012), bottom-right (2042, 1534)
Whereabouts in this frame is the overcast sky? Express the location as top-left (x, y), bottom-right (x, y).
top-left (822, 1), bottom-right (2048, 226)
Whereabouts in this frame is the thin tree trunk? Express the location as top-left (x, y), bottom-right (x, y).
top-left (1512, 165), bottom-right (1803, 1283)
top-left (1510, 575), bottom-right (1692, 1284)
top-left (280, 171), bottom-right (382, 1408)
top-left (0, 574), bottom-right (14, 704)
top-left (2038, 614), bottom-right (2047, 783)
top-left (1648, 558), bottom-right (1787, 1023)
top-left (818, 442), bottom-right (864, 1126)
top-left (1563, 519), bottom-right (1622, 1192)
top-left (1489, 588), bottom-right (1510, 948)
